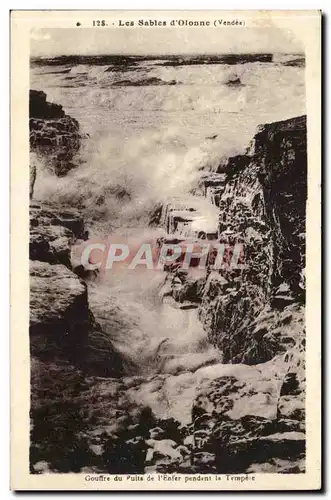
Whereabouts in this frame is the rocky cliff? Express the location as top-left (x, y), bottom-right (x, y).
top-left (29, 202), bottom-right (127, 472)
top-left (29, 202), bottom-right (125, 373)
top-left (162, 115), bottom-right (307, 473)
top-left (202, 115), bottom-right (306, 360)
top-left (30, 90), bottom-right (82, 177)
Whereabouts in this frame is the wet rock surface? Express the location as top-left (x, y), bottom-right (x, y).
top-left (199, 116), bottom-right (306, 362)
top-left (29, 201), bottom-right (123, 371)
top-left (30, 202), bottom-right (86, 266)
top-left (30, 260), bottom-right (89, 361)
top-left (30, 90), bottom-right (82, 176)
top-left (160, 115), bottom-right (307, 473)
top-left (29, 201), bottom-right (126, 473)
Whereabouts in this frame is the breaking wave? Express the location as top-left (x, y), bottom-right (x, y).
top-left (31, 56), bottom-right (306, 412)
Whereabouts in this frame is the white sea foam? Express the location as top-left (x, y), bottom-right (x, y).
top-left (32, 60), bottom-right (305, 228)
top-left (31, 58), bottom-right (305, 418)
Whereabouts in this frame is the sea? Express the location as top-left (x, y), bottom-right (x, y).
top-left (30, 54), bottom-right (306, 421)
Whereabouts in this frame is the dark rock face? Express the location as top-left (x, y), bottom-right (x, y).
top-left (192, 116), bottom-right (307, 473)
top-left (255, 116), bottom-right (307, 296)
top-left (30, 90), bottom-right (65, 119)
top-left (200, 115), bottom-right (306, 359)
top-left (30, 203), bottom-right (84, 267)
top-left (29, 90), bottom-right (81, 176)
top-left (158, 115), bottom-right (307, 474)
top-left (28, 91), bottom-right (130, 473)
top-left (29, 201), bottom-right (125, 473)
top-left (29, 202), bottom-right (123, 374)
top-left (189, 352), bottom-right (305, 473)
top-left (30, 260), bottom-right (89, 362)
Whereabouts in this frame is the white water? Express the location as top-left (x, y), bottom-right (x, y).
top-left (88, 266), bottom-right (222, 376)
top-left (32, 59), bottom-right (305, 226)
top-left (31, 57), bottom-right (305, 420)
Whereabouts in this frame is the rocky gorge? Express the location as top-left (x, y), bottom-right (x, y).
top-left (29, 91), bottom-right (306, 475)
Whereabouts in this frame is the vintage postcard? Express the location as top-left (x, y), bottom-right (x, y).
top-left (10, 10), bottom-right (321, 490)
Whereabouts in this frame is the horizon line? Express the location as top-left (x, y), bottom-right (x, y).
top-left (31, 51), bottom-right (305, 58)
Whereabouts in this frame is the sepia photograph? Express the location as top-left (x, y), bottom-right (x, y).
top-left (10, 10), bottom-right (321, 490)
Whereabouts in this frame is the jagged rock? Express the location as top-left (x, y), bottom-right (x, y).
top-left (28, 97), bottom-right (129, 474)
top-left (30, 357), bottom-right (94, 473)
top-left (29, 201), bottom-right (123, 378)
top-left (161, 269), bottom-right (206, 307)
top-left (277, 395), bottom-right (305, 421)
top-left (154, 115), bottom-right (307, 475)
top-left (144, 436), bottom-right (192, 473)
top-left (145, 438), bottom-right (182, 464)
top-left (30, 203), bottom-right (87, 267)
top-left (217, 154), bottom-right (250, 175)
top-left (189, 361), bottom-right (305, 473)
top-left (277, 366), bottom-right (305, 426)
top-left (246, 457), bottom-right (305, 473)
top-left (31, 225), bottom-right (74, 267)
top-left (214, 431), bottom-right (305, 473)
top-left (85, 311), bottom-right (124, 378)
top-left (272, 282), bottom-right (296, 308)
top-left (30, 90), bottom-right (65, 119)
top-left (192, 366), bottom-right (281, 424)
top-left (30, 206), bottom-right (73, 266)
top-left (30, 90), bottom-right (81, 176)
top-left (29, 232), bottom-right (52, 262)
top-left (280, 372), bottom-right (301, 396)
top-left (52, 211), bottom-right (87, 240)
top-left (30, 260), bottom-right (89, 361)
top-left (192, 451), bottom-right (216, 470)
top-left (32, 461), bottom-right (52, 474)
top-left (199, 116), bottom-right (306, 365)
top-left (149, 427), bottom-right (166, 439)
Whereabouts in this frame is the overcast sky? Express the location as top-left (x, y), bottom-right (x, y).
top-left (30, 26), bottom-right (303, 57)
